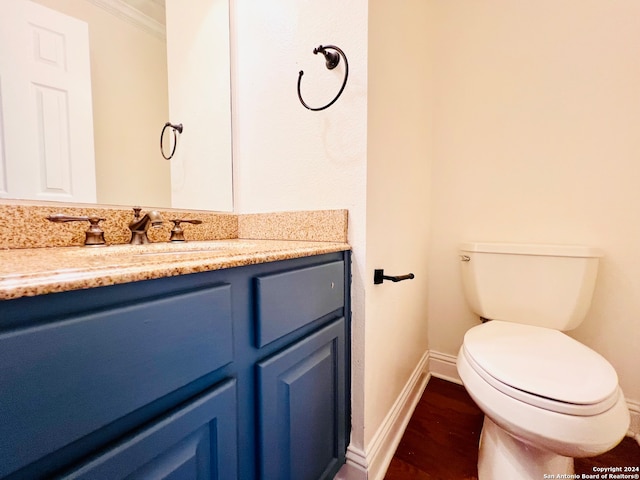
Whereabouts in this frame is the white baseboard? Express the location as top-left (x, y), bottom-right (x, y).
top-left (627, 398), bottom-right (640, 446)
top-left (334, 458), bottom-right (367, 480)
top-left (336, 447), bottom-right (367, 480)
top-left (337, 350), bottom-right (431, 480)
top-left (428, 350), bottom-right (461, 384)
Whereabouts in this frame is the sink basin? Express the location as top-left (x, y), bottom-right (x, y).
top-left (62, 241), bottom-right (258, 258)
top-left (130, 241), bottom-right (259, 258)
top-left (134, 248), bottom-right (235, 257)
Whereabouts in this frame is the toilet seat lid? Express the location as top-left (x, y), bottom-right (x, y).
top-left (463, 321), bottom-right (619, 409)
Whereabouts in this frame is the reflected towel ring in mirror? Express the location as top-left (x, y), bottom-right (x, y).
top-left (297, 44), bottom-right (349, 111)
top-left (160, 122), bottom-right (183, 160)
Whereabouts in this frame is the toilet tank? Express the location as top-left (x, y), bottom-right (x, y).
top-left (459, 243), bottom-right (602, 331)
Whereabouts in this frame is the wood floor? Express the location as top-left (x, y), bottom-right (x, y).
top-left (384, 377), bottom-right (640, 480)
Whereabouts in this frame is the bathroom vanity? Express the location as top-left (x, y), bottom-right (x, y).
top-left (0, 241), bottom-right (351, 480)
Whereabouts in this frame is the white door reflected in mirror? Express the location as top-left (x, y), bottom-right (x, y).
top-left (0, 1), bottom-right (96, 203)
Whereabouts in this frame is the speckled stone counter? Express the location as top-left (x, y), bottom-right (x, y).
top-left (0, 239), bottom-right (350, 300)
top-left (0, 200), bottom-right (350, 300)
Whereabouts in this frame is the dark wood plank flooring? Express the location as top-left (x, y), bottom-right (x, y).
top-left (384, 377), bottom-right (640, 479)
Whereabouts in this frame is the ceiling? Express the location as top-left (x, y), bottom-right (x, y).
top-left (121, 0), bottom-right (165, 26)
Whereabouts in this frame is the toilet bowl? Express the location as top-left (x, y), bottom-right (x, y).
top-left (456, 243), bottom-right (630, 479)
top-left (458, 321), bottom-right (629, 479)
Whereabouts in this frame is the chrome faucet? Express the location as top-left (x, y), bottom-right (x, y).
top-left (128, 207), bottom-right (164, 244)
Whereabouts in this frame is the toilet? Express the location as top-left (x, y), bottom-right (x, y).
top-left (456, 242), bottom-right (630, 480)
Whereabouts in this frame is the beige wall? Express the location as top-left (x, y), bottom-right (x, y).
top-left (427, 0), bottom-right (640, 406)
top-left (366, 0), bottom-right (432, 448)
top-left (32, 0), bottom-right (171, 207)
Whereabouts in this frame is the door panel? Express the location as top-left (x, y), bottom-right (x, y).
top-left (0, 0), bottom-right (96, 202)
top-left (257, 319), bottom-right (346, 480)
top-left (61, 379), bottom-right (238, 480)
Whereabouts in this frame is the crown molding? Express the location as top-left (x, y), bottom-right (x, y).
top-left (86, 0), bottom-right (165, 40)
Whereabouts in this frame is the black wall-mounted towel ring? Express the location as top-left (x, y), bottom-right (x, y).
top-left (297, 44), bottom-right (349, 111)
top-left (160, 122), bottom-right (183, 160)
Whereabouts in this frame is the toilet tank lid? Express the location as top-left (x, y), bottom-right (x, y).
top-left (459, 242), bottom-right (603, 258)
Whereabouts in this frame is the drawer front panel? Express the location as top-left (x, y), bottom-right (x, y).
top-left (0, 284), bottom-right (233, 478)
top-left (255, 261), bottom-right (344, 347)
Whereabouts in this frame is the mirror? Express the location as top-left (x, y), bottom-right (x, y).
top-left (1, 0), bottom-right (232, 211)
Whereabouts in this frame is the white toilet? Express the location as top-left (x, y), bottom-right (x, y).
top-left (456, 242), bottom-right (630, 480)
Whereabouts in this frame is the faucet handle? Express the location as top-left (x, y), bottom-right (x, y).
top-left (169, 219), bottom-right (203, 242)
top-left (47, 214), bottom-right (107, 246)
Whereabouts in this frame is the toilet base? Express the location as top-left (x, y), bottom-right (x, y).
top-left (478, 416), bottom-right (574, 480)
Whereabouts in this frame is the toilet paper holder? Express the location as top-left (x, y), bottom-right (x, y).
top-left (374, 269), bottom-right (415, 285)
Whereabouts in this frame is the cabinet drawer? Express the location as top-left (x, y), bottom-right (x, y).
top-left (0, 284), bottom-right (233, 479)
top-left (60, 379), bottom-right (237, 480)
top-left (255, 261), bottom-right (344, 347)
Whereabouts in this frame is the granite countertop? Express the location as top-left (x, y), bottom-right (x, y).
top-left (0, 239), bottom-right (351, 300)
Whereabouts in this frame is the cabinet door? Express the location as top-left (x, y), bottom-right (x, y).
top-left (257, 319), bottom-right (347, 480)
top-left (60, 379), bottom-right (237, 480)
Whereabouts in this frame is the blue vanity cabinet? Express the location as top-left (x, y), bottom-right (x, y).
top-left (0, 250), bottom-right (351, 480)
